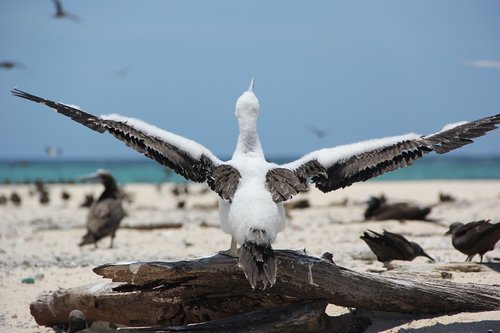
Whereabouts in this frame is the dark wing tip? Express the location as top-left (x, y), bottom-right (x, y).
top-left (427, 113), bottom-right (500, 154)
top-left (11, 88), bottom-right (42, 103)
top-left (11, 88), bottom-right (106, 133)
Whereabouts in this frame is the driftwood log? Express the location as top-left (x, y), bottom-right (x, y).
top-left (30, 250), bottom-right (500, 332)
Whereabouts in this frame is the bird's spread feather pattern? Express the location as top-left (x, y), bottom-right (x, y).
top-left (266, 168), bottom-right (308, 203)
top-left (11, 82), bottom-right (500, 288)
top-left (239, 229), bottom-right (276, 289)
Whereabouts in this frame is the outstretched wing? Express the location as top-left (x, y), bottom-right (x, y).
top-left (11, 89), bottom-right (239, 200)
top-left (276, 113), bottom-right (500, 194)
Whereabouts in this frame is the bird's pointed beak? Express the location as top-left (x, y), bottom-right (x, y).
top-left (248, 78), bottom-right (255, 92)
top-left (422, 251), bottom-right (435, 262)
top-left (443, 229), bottom-right (451, 236)
top-left (77, 172), bottom-right (100, 183)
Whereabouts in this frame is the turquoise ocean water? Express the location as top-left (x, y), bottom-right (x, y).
top-left (1, 156), bottom-right (500, 184)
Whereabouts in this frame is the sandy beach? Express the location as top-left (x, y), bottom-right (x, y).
top-left (1, 180), bottom-right (499, 332)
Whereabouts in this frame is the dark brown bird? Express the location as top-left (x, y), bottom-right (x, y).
top-left (39, 190), bottom-right (50, 205)
top-left (52, 0), bottom-right (81, 22)
top-left (0, 61), bottom-right (25, 70)
top-left (445, 220), bottom-right (500, 263)
top-left (361, 229), bottom-right (434, 267)
top-left (61, 190), bottom-right (71, 202)
top-left (79, 194), bottom-right (94, 208)
top-left (79, 170), bottom-right (126, 249)
top-left (364, 195), bottom-right (432, 221)
top-left (0, 194), bottom-right (7, 205)
top-left (10, 192), bottom-right (22, 206)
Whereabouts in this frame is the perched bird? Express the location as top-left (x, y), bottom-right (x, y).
top-left (364, 195), bottom-right (432, 221)
top-left (61, 190), bottom-right (71, 202)
top-left (11, 81), bottom-right (500, 289)
top-left (438, 192), bottom-right (456, 203)
top-left (361, 230), bottom-right (434, 267)
top-left (10, 192), bottom-right (21, 206)
top-left (39, 190), bottom-right (50, 205)
top-left (79, 194), bottom-right (94, 208)
top-left (0, 194), bottom-right (7, 205)
top-left (79, 170), bottom-right (126, 249)
top-left (445, 220), bottom-right (500, 263)
top-left (52, 0), bottom-right (80, 22)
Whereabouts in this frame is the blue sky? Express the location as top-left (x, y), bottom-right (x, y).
top-left (1, 1), bottom-right (499, 160)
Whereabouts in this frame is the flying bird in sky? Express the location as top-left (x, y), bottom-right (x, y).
top-left (52, 0), bottom-right (81, 22)
top-left (0, 61), bottom-right (25, 70)
top-left (11, 81), bottom-right (500, 288)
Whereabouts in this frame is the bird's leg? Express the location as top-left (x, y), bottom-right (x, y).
top-left (218, 237), bottom-right (238, 257)
top-left (109, 234), bottom-right (115, 249)
top-left (480, 254), bottom-right (483, 263)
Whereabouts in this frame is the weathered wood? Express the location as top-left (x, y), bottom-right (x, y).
top-left (118, 300), bottom-right (331, 333)
top-left (30, 250), bottom-right (500, 330)
top-left (93, 250), bottom-right (500, 313)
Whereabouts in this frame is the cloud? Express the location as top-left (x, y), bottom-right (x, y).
top-left (464, 60), bottom-right (500, 70)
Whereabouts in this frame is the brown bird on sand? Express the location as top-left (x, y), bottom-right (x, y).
top-left (61, 190), bottom-right (71, 202)
top-left (445, 220), bottom-right (500, 263)
top-left (361, 230), bottom-right (434, 267)
top-left (79, 170), bottom-right (126, 249)
top-left (364, 195), bottom-right (432, 221)
top-left (10, 192), bottom-right (22, 206)
top-left (79, 194), bottom-right (94, 208)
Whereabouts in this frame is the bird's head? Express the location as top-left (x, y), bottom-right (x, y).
top-left (78, 169), bottom-right (117, 189)
top-left (235, 78), bottom-right (260, 125)
top-left (444, 222), bottom-right (463, 236)
top-left (411, 242), bottom-right (435, 262)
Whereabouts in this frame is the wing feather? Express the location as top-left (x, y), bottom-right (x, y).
top-left (281, 113), bottom-right (500, 193)
top-left (11, 89), bottom-right (225, 185)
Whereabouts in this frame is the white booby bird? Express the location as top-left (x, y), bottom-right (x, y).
top-left (11, 81), bottom-right (500, 288)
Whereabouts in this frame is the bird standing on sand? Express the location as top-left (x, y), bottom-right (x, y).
top-left (445, 220), bottom-right (500, 263)
top-left (10, 192), bottom-right (22, 206)
top-left (11, 81), bottom-right (500, 289)
top-left (364, 195), bottom-right (432, 221)
top-left (361, 230), bottom-right (434, 267)
top-left (79, 170), bottom-right (126, 249)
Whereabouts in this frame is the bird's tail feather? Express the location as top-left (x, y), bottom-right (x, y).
top-left (238, 240), bottom-right (276, 289)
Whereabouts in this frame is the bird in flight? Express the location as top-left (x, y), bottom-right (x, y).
top-left (52, 0), bottom-right (81, 22)
top-left (11, 81), bottom-right (500, 288)
top-left (0, 61), bottom-right (26, 70)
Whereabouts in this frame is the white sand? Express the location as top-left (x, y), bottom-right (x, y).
top-left (1, 180), bottom-right (499, 332)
